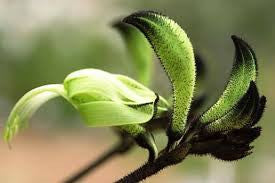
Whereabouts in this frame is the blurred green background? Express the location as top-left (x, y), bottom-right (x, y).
top-left (0, 0), bottom-right (274, 182)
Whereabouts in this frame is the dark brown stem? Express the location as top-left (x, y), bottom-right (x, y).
top-left (115, 142), bottom-right (191, 183)
top-left (63, 139), bottom-right (134, 183)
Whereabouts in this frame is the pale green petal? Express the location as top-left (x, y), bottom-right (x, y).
top-left (4, 68), bottom-right (170, 143)
top-left (64, 69), bottom-right (167, 127)
top-left (64, 69), bottom-right (155, 105)
top-left (78, 101), bottom-right (156, 127)
top-left (4, 84), bottom-right (68, 142)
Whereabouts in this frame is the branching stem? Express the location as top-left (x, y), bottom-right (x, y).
top-left (63, 139), bottom-right (134, 183)
top-left (115, 142), bottom-right (191, 183)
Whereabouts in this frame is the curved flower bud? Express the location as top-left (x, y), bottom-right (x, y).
top-left (123, 11), bottom-right (196, 140)
top-left (189, 37), bottom-right (266, 161)
top-left (204, 82), bottom-right (259, 133)
top-left (201, 36), bottom-right (257, 123)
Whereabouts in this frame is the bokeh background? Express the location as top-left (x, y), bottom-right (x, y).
top-left (0, 0), bottom-right (274, 182)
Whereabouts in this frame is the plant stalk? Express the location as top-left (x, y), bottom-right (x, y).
top-left (115, 142), bottom-right (191, 183)
top-left (64, 139), bottom-right (133, 183)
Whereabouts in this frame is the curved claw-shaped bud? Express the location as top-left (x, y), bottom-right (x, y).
top-left (123, 11), bottom-right (196, 140)
top-left (201, 36), bottom-right (257, 123)
top-left (113, 21), bottom-right (153, 86)
top-left (204, 82), bottom-right (259, 133)
top-left (4, 68), bottom-right (169, 143)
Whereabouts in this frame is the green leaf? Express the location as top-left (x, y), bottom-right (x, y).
top-left (113, 21), bottom-right (153, 86)
top-left (204, 82), bottom-right (259, 133)
top-left (78, 100), bottom-right (158, 127)
top-left (3, 84), bottom-right (68, 142)
top-left (123, 11), bottom-right (196, 139)
top-left (201, 35), bottom-right (257, 123)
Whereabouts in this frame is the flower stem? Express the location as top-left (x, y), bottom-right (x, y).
top-left (115, 142), bottom-right (191, 183)
top-left (63, 139), bottom-right (134, 183)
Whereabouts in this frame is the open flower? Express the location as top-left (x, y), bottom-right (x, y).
top-left (4, 68), bottom-right (169, 143)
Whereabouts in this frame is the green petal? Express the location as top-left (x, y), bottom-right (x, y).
top-left (115, 74), bottom-right (170, 109)
top-left (64, 69), bottom-right (169, 126)
top-left (3, 84), bottom-right (68, 142)
top-left (204, 82), bottom-right (259, 133)
top-left (113, 21), bottom-right (153, 86)
top-left (123, 11), bottom-right (196, 139)
top-left (64, 69), bottom-right (156, 105)
top-left (201, 35), bottom-right (257, 123)
top-left (78, 100), bottom-right (158, 127)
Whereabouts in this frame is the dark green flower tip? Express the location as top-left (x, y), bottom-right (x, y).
top-left (227, 127), bottom-right (262, 145)
top-left (123, 10), bottom-right (196, 140)
top-left (231, 35), bottom-right (258, 73)
top-left (190, 126), bottom-right (262, 161)
top-left (250, 96), bottom-right (266, 126)
top-left (211, 144), bottom-right (253, 161)
top-left (203, 81), bottom-right (260, 133)
top-left (212, 127), bottom-right (261, 161)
